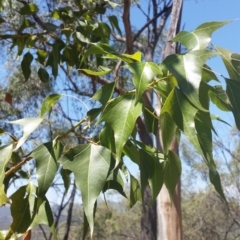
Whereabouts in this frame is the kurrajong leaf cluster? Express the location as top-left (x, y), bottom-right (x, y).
top-left (0, 1), bottom-right (240, 239)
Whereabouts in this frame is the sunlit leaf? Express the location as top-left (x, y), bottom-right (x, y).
top-left (81, 67), bottom-right (112, 76)
top-left (172, 21), bottom-right (230, 51)
top-left (0, 144), bottom-right (13, 205)
top-left (216, 47), bottom-right (240, 81)
top-left (92, 82), bottom-right (115, 106)
top-left (163, 50), bottom-right (217, 111)
top-left (40, 94), bottom-right (61, 117)
top-left (19, 3), bottom-right (39, 15)
top-left (58, 144), bottom-right (113, 236)
top-left (209, 85), bottom-right (231, 111)
top-left (127, 62), bottom-right (162, 103)
top-left (8, 118), bottom-right (43, 150)
top-left (98, 94), bottom-right (142, 163)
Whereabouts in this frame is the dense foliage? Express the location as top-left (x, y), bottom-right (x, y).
top-left (0, 1), bottom-right (240, 239)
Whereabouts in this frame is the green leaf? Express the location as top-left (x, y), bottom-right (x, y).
top-left (8, 185), bottom-right (33, 235)
top-left (0, 144), bottom-right (12, 205)
top-left (163, 50), bottom-right (217, 111)
top-left (98, 94), bottom-right (142, 163)
top-left (129, 174), bottom-right (141, 208)
top-left (38, 68), bottom-right (50, 83)
top-left (37, 49), bottom-right (48, 65)
top-left (19, 17), bottom-right (35, 32)
top-left (162, 88), bottom-right (203, 157)
top-left (31, 141), bottom-right (63, 197)
top-left (92, 82), bottom-right (115, 106)
top-left (87, 108), bottom-right (102, 122)
top-left (40, 94), bottom-right (62, 117)
top-left (209, 85), bottom-right (231, 111)
top-left (226, 78), bottom-right (240, 129)
top-left (210, 114), bottom-right (231, 127)
top-left (216, 47), bottom-right (240, 81)
top-left (139, 149), bottom-right (164, 204)
top-left (202, 64), bottom-right (219, 82)
top-left (127, 62), bottom-right (162, 104)
top-left (160, 112), bottom-right (177, 153)
top-left (108, 15), bottom-right (122, 36)
top-left (19, 3), bottom-right (39, 15)
top-left (21, 52), bottom-right (33, 81)
top-left (81, 67), bottom-right (112, 76)
top-left (164, 150), bottom-right (181, 201)
top-left (75, 31), bottom-right (90, 43)
top-left (58, 144), bottom-right (113, 236)
top-left (172, 21), bottom-right (230, 51)
top-left (103, 168), bottom-right (126, 197)
top-left (195, 111), bottom-right (213, 162)
top-left (8, 118), bottom-right (43, 150)
top-left (60, 168), bottom-right (71, 195)
top-left (99, 124), bottom-right (116, 152)
top-left (123, 140), bottom-right (140, 165)
top-left (46, 39), bottom-right (65, 78)
top-left (209, 169), bottom-right (226, 201)
top-left (143, 105), bottom-right (158, 134)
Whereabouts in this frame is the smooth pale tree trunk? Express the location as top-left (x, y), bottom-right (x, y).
top-left (156, 0), bottom-right (183, 239)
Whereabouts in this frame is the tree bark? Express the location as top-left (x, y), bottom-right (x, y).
top-left (156, 0), bottom-right (183, 239)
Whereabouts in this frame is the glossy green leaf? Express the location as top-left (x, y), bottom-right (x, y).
top-left (226, 78), bottom-right (240, 129)
top-left (75, 31), bottom-right (90, 43)
top-left (19, 18), bottom-right (35, 32)
top-left (216, 47), bottom-right (240, 81)
top-left (127, 62), bottom-right (161, 103)
top-left (172, 21), bottom-right (230, 51)
top-left (108, 15), bottom-right (122, 36)
top-left (164, 150), bottom-right (181, 201)
top-left (98, 94), bottom-right (142, 163)
top-left (209, 85), bottom-right (231, 111)
top-left (58, 144), bottom-right (113, 236)
top-left (160, 112), bottom-right (177, 153)
top-left (38, 68), bottom-right (49, 83)
top-left (81, 67), bottom-right (112, 76)
top-left (139, 149), bottom-right (164, 204)
top-left (40, 94), bottom-right (62, 117)
top-left (8, 118), bottom-right (43, 150)
top-left (31, 141), bottom-right (63, 197)
top-left (92, 82), bottom-right (115, 106)
top-left (163, 50), bottom-right (217, 111)
top-left (0, 144), bottom-right (12, 205)
top-left (209, 169), bottom-right (226, 201)
top-left (129, 174), bottom-right (141, 208)
top-left (19, 3), bottom-right (39, 15)
top-left (21, 52), bottom-right (33, 81)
